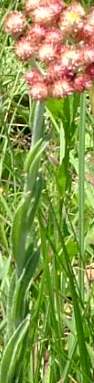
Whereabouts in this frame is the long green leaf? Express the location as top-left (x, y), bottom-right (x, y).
top-left (12, 174), bottom-right (42, 276)
top-left (11, 247), bottom-right (40, 327)
top-left (0, 316), bottom-right (30, 383)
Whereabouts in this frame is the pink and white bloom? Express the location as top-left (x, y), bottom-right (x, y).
top-left (25, 69), bottom-right (45, 85)
top-left (25, 0), bottom-right (41, 13)
top-left (47, 61), bottom-right (74, 81)
top-left (32, 0), bottom-right (64, 25)
top-left (50, 78), bottom-right (73, 97)
top-left (15, 37), bottom-right (35, 60)
top-left (38, 41), bottom-right (59, 62)
top-left (4, 11), bottom-right (26, 36)
top-left (83, 45), bottom-right (94, 66)
top-left (26, 24), bottom-right (46, 44)
top-left (43, 27), bottom-right (62, 44)
top-left (86, 64), bottom-right (94, 80)
top-left (29, 82), bottom-right (48, 99)
top-left (59, 2), bottom-right (85, 36)
top-left (74, 73), bottom-right (92, 92)
top-left (60, 46), bottom-right (84, 70)
top-left (82, 7), bottom-right (94, 39)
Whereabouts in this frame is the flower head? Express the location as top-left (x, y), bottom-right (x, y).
top-left (43, 27), bottom-right (62, 44)
top-left (25, 68), bottom-right (48, 99)
top-left (31, 0), bottom-right (64, 25)
top-left (38, 41), bottom-right (59, 63)
top-left (15, 37), bottom-right (35, 60)
top-left (47, 61), bottom-right (74, 81)
top-left (74, 72), bottom-right (92, 92)
top-left (86, 64), bottom-right (94, 80)
top-left (4, 11), bottom-right (26, 37)
top-left (25, 69), bottom-right (45, 85)
top-left (59, 2), bottom-right (85, 36)
top-left (60, 46), bottom-right (84, 71)
top-left (29, 82), bottom-right (48, 99)
top-left (26, 24), bottom-right (46, 44)
top-left (83, 45), bottom-right (94, 66)
top-left (50, 78), bottom-right (73, 97)
top-left (25, 0), bottom-right (41, 13)
top-left (82, 7), bottom-right (94, 40)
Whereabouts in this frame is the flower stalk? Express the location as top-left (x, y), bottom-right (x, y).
top-left (32, 100), bottom-right (44, 147)
top-left (79, 92), bottom-right (86, 301)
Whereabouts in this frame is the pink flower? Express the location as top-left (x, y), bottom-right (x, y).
top-left (74, 73), bottom-right (92, 92)
top-left (45, 0), bottom-right (65, 15)
top-left (82, 7), bottom-right (94, 40)
top-left (29, 82), bottom-right (48, 99)
top-left (86, 64), bottom-right (94, 80)
top-left (25, 0), bottom-right (41, 13)
top-left (50, 78), bottom-right (73, 97)
top-left (25, 69), bottom-right (44, 85)
top-left (25, 68), bottom-right (48, 99)
top-left (59, 2), bottom-right (85, 36)
top-left (26, 24), bottom-right (46, 44)
top-left (15, 37), bottom-right (35, 60)
top-left (83, 45), bottom-right (94, 66)
top-left (4, 11), bottom-right (26, 37)
top-left (47, 61), bottom-right (74, 81)
top-left (60, 46), bottom-right (84, 71)
top-left (42, 0), bottom-right (65, 7)
top-left (38, 41), bottom-right (60, 62)
top-left (31, 0), bottom-right (64, 25)
top-left (43, 27), bottom-right (62, 44)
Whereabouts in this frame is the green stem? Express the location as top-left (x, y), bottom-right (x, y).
top-left (32, 101), bottom-right (44, 147)
top-left (79, 92), bottom-right (86, 301)
top-left (29, 100), bottom-right (44, 189)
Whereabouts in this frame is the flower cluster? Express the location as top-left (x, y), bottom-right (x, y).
top-left (4, 1), bottom-right (94, 99)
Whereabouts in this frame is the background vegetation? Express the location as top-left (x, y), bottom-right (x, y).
top-left (0, 1), bottom-right (94, 382)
